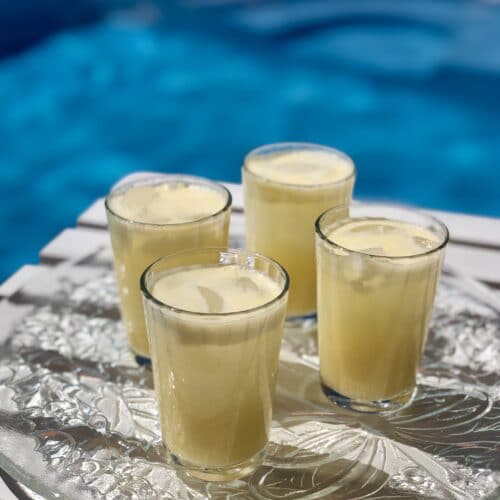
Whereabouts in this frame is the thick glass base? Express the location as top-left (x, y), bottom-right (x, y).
top-left (321, 381), bottom-right (416, 413)
top-left (134, 353), bottom-right (151, 368)
top-left (285, 313), bottom-right (317, 333)
top-left (172, 449), bottom-right (264, 482)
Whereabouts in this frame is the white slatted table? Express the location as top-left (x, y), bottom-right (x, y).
top-left (3, 178), bottom-right (500, 300)
top-left (1, 175), bottom-right (500, 499)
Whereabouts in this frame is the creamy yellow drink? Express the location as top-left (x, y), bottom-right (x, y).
top-left (316, 205), bottom-right (448, 411)
top-left (106, 177), bottom-right (230, 359)
top-left (243, 143), bottom-right (355, 320)
top-left (141, 249), bottom-right (288, 480)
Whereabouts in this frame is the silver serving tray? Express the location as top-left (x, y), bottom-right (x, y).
top-left (0, 231), bottom-right (499, 499)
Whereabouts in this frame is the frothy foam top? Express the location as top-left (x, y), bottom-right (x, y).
top-left (246, 149), bottom-right (353, 186)
top-left (152, 264), bottom-right (282, 314)
top-left (327, 218), bottom-right (441, 257)
top-left (108, 182), bottom-right (227, 224)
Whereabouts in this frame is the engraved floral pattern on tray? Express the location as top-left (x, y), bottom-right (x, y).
top-left (0, 259), bottom-right (499, 499)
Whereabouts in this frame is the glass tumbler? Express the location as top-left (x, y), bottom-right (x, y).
top-left (106, 175), bottom-right (231, 363)
top-left (316, 203), bottom-right (448, 412)
top-left (243, 142), bottom-right (355, 329)
top-left (141, 248), bottom-right (289, 481)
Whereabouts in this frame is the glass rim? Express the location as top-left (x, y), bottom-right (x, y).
top-left (104, 175), bottom-right (232, 228)
top-left (140, 247), bottom-right (290, 317)
top-left (242, 142), bottom-right (356, 189)
top-left (315, 202), bottom-right (450, 260)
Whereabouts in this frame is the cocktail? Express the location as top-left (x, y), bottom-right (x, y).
top-left (243, 143), bottom-right (355, 326)
top-left (316, 204), bottom-right (448, 411)
top-left (105, 176), bottom-right (231, 362)
top-left (141, 248), bottom-right (289, 480)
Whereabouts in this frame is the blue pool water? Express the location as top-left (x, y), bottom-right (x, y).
top-left (0, 1), bottom-right (499, 282)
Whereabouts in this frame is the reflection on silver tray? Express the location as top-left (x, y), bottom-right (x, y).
top-left (0, 254), bottom-right (499, 499)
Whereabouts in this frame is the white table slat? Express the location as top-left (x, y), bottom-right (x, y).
top-left (41, 215), bottom-right (246, 262)
top-left (444, 243), bottom-right (500, 285)
top-left (76, 197), bottom-right (106, 228)
top-left (0, 480), bottom-right (18, 500)
top-left (424, 208), bottom-right (500, 248)
top-left (36, 224), bottom-right (500, 285)
top-left (0, 265), bottom-right (43, 298)
top-left (39, 227), bottom-right (111, 264)
top-left (78, 175), bottom-right (500, 250)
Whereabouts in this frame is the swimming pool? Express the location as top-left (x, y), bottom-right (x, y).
top-left (0, 0), bottom-right (499, 281)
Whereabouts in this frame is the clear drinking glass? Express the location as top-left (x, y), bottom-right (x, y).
top-left (105, 176), bottom-right (231, 363)
top-left (316, 204), bottom-right (449, 412)
top-left (140, 248), bottom-right (289, 481)
top-left (243, 142), bottom-right (355, 329)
